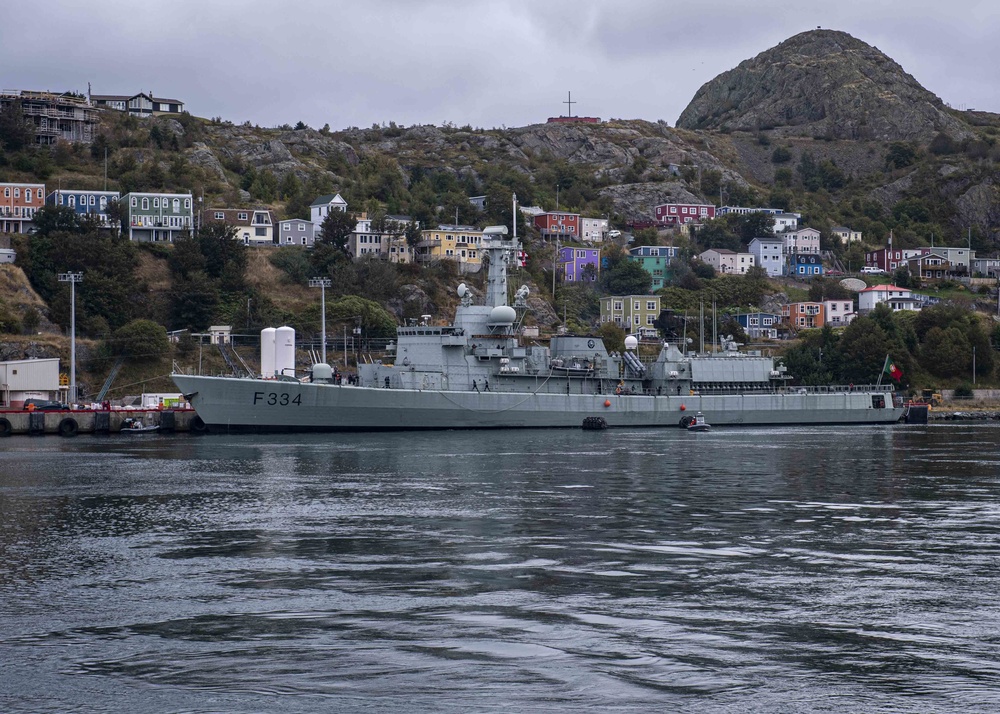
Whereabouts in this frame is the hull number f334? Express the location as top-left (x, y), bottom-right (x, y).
top-left (254, 392), bottom-right (303, 406)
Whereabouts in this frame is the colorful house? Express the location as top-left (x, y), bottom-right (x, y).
top-left (736, 312), bottom-right (781, 339)
top-left (416, 224), bottom-right (484, 268)
top-left (790, 253), bottom-right (824, 276)
top-left (533, 212), bottom-right (580, 241)
top-left (600, 295), bottom-right (661, 335)
top-left (122, 192), bottom-right (193, 242)
top-left (203, 208), bottom-right (276, 246)
top-left (559, 247), bottom-right (600, 282)
top-left (749, 237), bottom-right (784, 277)
top-left (628, 245), bottom-right (678, 290)
top-left (0, 182), bottom-right (46, 234)
top-left (654, 202), bottom-right (715, 226)
top-left (46, 189), bottom-right (120, 228)
top-left (782, 302), bottom-right (825, 330)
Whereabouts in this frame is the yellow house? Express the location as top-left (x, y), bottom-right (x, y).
top-left (416, 224), bottom-right (484, 266)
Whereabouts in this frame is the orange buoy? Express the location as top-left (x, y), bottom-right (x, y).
top-left (680, 404), bottom-right (686, 411)
top-left (604, 400), bottom-right (611, 407)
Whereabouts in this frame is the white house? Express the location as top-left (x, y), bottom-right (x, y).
top-left (310, 193), bottom-right (348, 224)
top-left (858, 284), bottom-right (921, 313)
top-left (823, 299), bottom-right (856, 326)
top-left (831, 226), bottom-right (862, 244)
top-left (783, 227), bottom-right (821, 255)
top-left (773, 212), bottom-right (800, 232)
top-left (580, 216), bottom-right (609, 243)
top-left (698, 248), bottom-right (755, 275)
top-left (749, 237), bottom-right (784, 277)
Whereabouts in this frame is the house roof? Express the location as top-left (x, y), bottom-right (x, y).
top-left (310, 193), bottom-right (346, 207)
top-left (861, 284), bottom-right (907, 292)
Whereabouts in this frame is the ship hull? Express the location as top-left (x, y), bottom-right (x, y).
top-left (172, 375), bottom-right (904, 432)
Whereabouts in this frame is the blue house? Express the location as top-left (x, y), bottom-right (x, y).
top-left (790, 253), bottom-right (824, 277)
top-left (736, 312), bottom-right (781, 339)
top-left (46, 189), bottom-right (121, 228)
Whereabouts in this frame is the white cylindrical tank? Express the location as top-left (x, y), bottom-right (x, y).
top-left (624, 335), bottom-right (639, 351)
top-left (275, 325), bottom-right (295, 378)
top-left (260, 327), bottom-right (276, 378)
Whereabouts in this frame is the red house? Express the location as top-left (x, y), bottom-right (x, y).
top-left (654, 203), bottom-right (715, 226)
top-left (0, 182), bottom-right (46, 234)
top-left (533, 212), bottom-right (580, 240)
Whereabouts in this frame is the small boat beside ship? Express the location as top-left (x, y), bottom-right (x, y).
top-left (686, 412), bottom-right (711, 432)
top-left (120, 417), bottom-right (159, 433)
top-left (172, 224), bottom-right (904, 433)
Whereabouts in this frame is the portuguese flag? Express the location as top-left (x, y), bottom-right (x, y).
top-left (883, 355), bottom-right (903, 381)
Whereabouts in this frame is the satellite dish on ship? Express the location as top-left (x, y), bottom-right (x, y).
top-left (840, 278), bottom-right (867, 292)
top-left (457, 283), bottom-right (469, 297)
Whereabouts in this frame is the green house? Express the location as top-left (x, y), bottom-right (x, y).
top-left (123, 192), bottom-right (194, 242)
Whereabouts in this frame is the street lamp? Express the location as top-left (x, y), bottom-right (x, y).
top-left (308, 277), bottom-right (331, 363)
top-left (58, 271), bottom-right (83, 405)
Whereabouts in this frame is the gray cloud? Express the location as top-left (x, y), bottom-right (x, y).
top-left (1, 0), bottom-right (996, 129)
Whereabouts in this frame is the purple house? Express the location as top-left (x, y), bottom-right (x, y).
top-left (559, 247), bottom-right (600, 282)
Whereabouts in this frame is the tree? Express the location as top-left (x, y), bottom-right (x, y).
top-left (327, 295), bottom-right (397, 338)
top-left (921, 326), bottom-right (971, 378)
top-left (197, 221), bottom-right (246, 289)
top-left (317, 209), bottom-right (357, 254)
top-left (597, 322), bottom-right (626, 353)
top-left (109, 319), bottom-right (170, 361)
top-left (404, 220), bottom-right (423, 249)
top-left (602, 260), bottom-right (652, 295)
top-left (0, 99), bottom-right (33, 151)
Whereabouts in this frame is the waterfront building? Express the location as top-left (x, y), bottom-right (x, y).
top-left (0, 182), bottom-right (46, 234)
top-left (559, 247), bottom-right (600, 282)
top-left (203, 208), bottom-right (276, 246)
top-left (654, 202), bottom-right (715, 226)
top-left (46, 190), bottom-right (120, 228)
top-left (278, 218), bottom-right (317, 247)
top-left (600, 295), bottom-right (661, 335)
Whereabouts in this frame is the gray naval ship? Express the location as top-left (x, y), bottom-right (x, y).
top-left (172, 226), bottom-right (904, 432)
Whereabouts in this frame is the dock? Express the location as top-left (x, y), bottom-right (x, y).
top-left (0, 409), bottom-right (202, 437)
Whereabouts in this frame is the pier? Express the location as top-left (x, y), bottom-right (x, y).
top-left (0, 408), bottom-right (201, 437)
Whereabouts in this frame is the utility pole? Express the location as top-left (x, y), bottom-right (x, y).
top-left (58, 272), bottom-right (83, 404)
top-left (552, 238), bottom-right (560, 296)
top-left (309, 277), bottom-right (331, 363)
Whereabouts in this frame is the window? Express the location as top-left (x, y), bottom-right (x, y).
top-left (100, 196), bottom-right (107, 209)
top-left (646, 315), bottom-right (656, 325)
top-left (301, 237), bottom-right (307, 245)
top-left (255, 227), bottom-right (267, 237)
top-left (153, 198), bottom-right (159, 208)
top-left (14, 188), bottom-right (19, 198)
top-left (3, 188), bottom-right (8, 197)
top-left (646, 301), bottom-right (656, 311)
top-left (131, 197), bottom-right (137, 207)
top-left (89, 195), bottom-right (95, 206)
top-left (298, 224), bottom-right (305, 231)
top-left (25, 189), bottom-right (32, 202)
top-left (669, 206), bottom-right (677, 214)
top-left (613, 301), bottom-right (622, 311)
top-left (634, 316), bottom-right (640, 325)
top-left (68, 195), bottom-right (76, 207)
top-left (141, 198), bottom-right (149, 210)
top-left (238, 212), bottom-right (248, 221)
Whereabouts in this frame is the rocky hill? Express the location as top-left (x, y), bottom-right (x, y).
top-left (676, 29), bottom-right (972, 142)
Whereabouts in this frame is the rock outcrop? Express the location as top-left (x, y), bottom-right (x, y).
top-left (677, 29), bottom-right (971, 141)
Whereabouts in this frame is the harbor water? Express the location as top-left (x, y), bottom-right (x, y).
top-left (2, 425), bottom-right (1000, 712)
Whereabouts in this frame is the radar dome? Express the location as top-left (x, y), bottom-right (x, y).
top-left (488, 305), bottom-right (517, 325)
top-left (457, 283), bottom-right (468, 297)
top-left (624, 335), bottom-right (639, 350)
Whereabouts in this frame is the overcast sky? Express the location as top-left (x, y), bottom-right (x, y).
top-left (2, 1), bottom-right (996, 131)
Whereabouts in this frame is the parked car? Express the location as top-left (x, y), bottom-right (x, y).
top-left (860, 266), bottom-right (885, 274)
top-left (825, 269), bottom-right (845, 276)
top-left (23, 399), bottom-right (69, 411)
